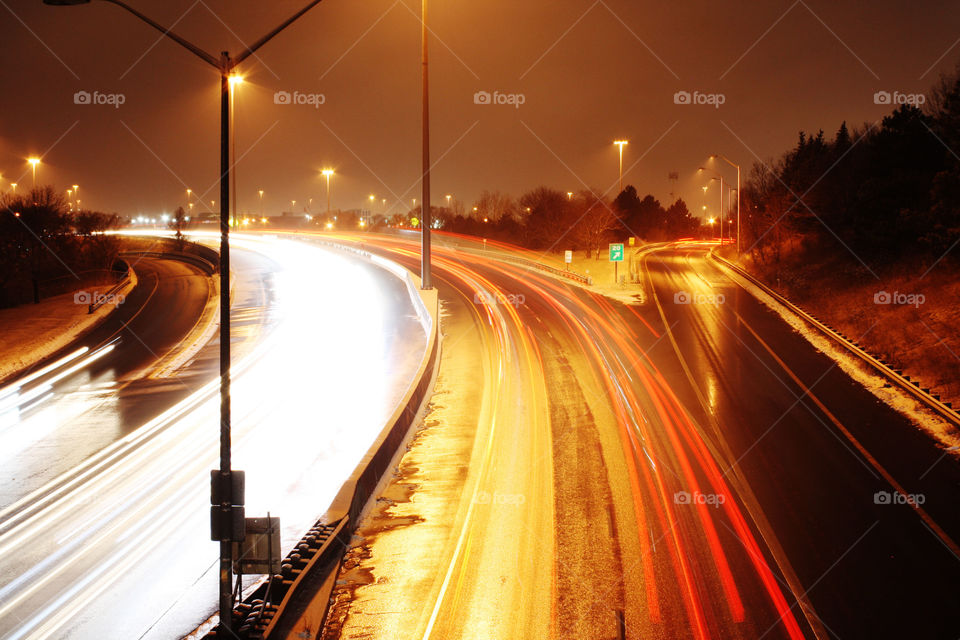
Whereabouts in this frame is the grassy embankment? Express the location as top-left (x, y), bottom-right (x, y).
top-left (724, 242), bottom-right (960, 408)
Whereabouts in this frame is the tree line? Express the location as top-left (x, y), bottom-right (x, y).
top-left (403, 186), bottom-right (702, 257)
top-left (740, 65), bottom-right (960, 267)
top-left (1, 187), bottom-right (122, 307)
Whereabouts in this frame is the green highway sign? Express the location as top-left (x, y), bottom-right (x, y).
top-left (609, 243), bottom-right (624, 262)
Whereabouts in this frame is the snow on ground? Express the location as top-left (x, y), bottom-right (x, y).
top-left (0, 275), bottom-right (136, 384)
top-left (712, 256), bottom-right (960, 454)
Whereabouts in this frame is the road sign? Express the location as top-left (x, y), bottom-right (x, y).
top-left (564, 250), bottom-right (572, 264)
top-left (609, 243), bottom-right (624, 262)
top-left (628, 236), bottom-right (635, 247)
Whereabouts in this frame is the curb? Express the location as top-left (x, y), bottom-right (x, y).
top-left (709, 250), bottom-right (960, 429)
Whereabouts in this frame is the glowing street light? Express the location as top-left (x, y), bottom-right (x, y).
top-left (27, 157), bottom-right (40, 188)
top-left (321, 168), bottom-right (334, 214)
top-left (258, 189), bottom-right (264, 216)
top-left (613, 140), bottom-right (628, 194)
top-left (567, 191), bottom-right (573, 201)
top-left (710, 154), bottom-right (742, 255)
top-left (445, 194), bottom-right (452, 207)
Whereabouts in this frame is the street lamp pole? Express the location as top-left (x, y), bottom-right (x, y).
top-left (28, 158), bottom-right (40, 189)
top-left (46, 0), bottom-right (329, 633)
top-left (712, 154), bottom-right (741, 256)
top-left (322, 169), bottom-right (333, 215)
top-left (420, 0), bottom-right (432, 290)
top-left (613, 140), bottom-right (628, 195)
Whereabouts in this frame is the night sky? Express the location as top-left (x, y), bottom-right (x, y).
top-left (1, 0), bottom-right (958, 219)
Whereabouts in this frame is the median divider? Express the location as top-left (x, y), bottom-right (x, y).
top-left (200, 241), bottom-right (440, 640)
top-left (710, 250), bottom-right (960, 429)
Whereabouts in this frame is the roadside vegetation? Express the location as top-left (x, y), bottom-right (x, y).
top-left (1, 187), bottom-right (122, 308)
top-left (731, 63), bottom-right (960, 407)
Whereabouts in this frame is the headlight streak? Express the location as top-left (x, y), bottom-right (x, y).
top-left (0, 234), bottom-right (428, 640)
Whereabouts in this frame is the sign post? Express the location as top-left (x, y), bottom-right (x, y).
top-left (609, 243), bottom-right (624, 284)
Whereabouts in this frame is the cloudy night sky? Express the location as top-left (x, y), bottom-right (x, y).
top-left (1, 0), bottom-right (958, 217)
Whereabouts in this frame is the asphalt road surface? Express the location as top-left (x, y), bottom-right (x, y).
top-left (320, 232), bottom-right (960, 640)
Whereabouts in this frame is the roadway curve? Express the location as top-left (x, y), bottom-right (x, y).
top-left (0, 235), bottom-right (428, 640)
top-left (322, 233), bottom-right (960, 640)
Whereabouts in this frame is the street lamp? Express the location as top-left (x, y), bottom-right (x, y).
top-left (45, 0), bottom-right (329, 632)
top-left (420, 0), bottom-right (432, 290)
top-left (445, 194), bottom-right (451, 207)
top-left (258, 189), bottom-right (264, 216)
top-left (699, 167), bottom-right (726, 245)
top-left (710, 154), bottom-right (741, 255)
top-left (613, 140), bottom-right (628, 195)
top-left (567, 191), bottom-right (573, 201)
top-left (321, 168), bottom-right (334, 215)
top-left (27, 157), bottom-right (40, 188)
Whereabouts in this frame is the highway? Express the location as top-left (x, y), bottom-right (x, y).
top-left (0, 235), bottom-right (428, 640)
top-left (320, 233), bottom-right (960, 640)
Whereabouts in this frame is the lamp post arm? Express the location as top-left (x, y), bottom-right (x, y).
top-left (99, 0), bottom-right (221, 69)
top-left (233, 0), bottom-right (327, 65)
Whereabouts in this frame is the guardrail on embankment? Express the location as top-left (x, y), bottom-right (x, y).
top-left (119, 249), bottom-right (219, 276)
top-left (201, 241), bottom-right (440, 639)
top-left (710, 251), bottom-right (960, 429)
top-left (87, 259), bottom-right (133, 314)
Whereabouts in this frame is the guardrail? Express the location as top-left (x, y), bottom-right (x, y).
top-left (87, 260), bottom-right (132, 314)
top-left (451, 245), bottom-right (594, 285)
top-left (710, 251), bottom-right (960, 428)
top-left (201, 240), bottom-right (440, 640)
top-left (118, 249), bottom-right (218, 276)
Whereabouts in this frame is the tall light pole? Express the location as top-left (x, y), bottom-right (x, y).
top-left (72, 184), bottom-right (79, 207)
top-left (45, 0), bottom-right (329, 633)
top-left (445, 194), bottom-right (451, 207)
top-left (699, 167), bottom-right (726, 244)
top-left (613, 140), bottom-right (628, 195)
top-left (711, 154), bottom-right (741, 255)
top-left (419, 0), bottom-right (432, 289)
top-left (27, 157), bottom-right (40, 189)
top-left (321, 168), bottom-right (334, 215)
top-left (258, 189), bottom-right (264, 216)
top-left (10, 183), bottom-right (17, 194)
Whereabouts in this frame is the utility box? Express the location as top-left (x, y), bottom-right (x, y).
top-left (233, 516), bottom-right (281, 575)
